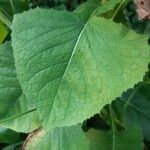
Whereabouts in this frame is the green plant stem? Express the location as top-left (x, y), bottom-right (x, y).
top-left (123, 83), bottom-right (141, 112)
top-left (111, 0), bottom-right (125, 20)
top-left (101, 108), bottom-right (125, 130)
top-left (102, 0), bottom-right (107, 4)
top-left (10, 0), bottom-right (15, 14)
top-left (109, 105), bottom-right (116, 150)
top-left (114, 117), bottom-right (125, 129)
top-left (111, 0), bottom-right (130, 21)
top-left (0, 11), bottom-right (11, 28)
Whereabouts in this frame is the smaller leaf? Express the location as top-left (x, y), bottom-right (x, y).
top-left (0, 42), bottom-right (41, 133)
top-left (0, 95), bottom-right (41, 133)
top-left (86, 126), bottom-right (144, 150)
top-left (0, 41), bottom-right (22, 118)
top-left (112, 83), bottom-right (150, 141)
top-left (11, 1), bottom-right (149, 131)
top-left (0, 0), bottom-right (29, 19)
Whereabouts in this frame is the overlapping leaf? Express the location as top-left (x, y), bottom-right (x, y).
top-left (0, 42), bottom-right (41, 133)
top-left (11, 0), bottom-right (150, 131)
top-left (0, 95), bottom-right (41, 133)
top-left (112, 83), bottom-right (150, 141)
top-left (0, 42), bottom-right (21, 117)
top-left (87, 127), bottom-right (143, 150)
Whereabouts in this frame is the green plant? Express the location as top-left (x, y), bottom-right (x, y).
top-left (0, 0), bottom-right (149, 149)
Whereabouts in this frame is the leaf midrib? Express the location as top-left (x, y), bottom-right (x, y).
top-left (47, 8), bottom-right (98, 118)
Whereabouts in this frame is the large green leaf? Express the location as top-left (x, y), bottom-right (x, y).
top-left (87, 127), bottom-right (143, 150)
top-left (24, 124), bottom-right (88, 150)
top-left (11, 0), bottom-right (149, 131)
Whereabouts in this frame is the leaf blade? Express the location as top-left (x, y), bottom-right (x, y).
top-left (12, 1), bottom-right (150, 131)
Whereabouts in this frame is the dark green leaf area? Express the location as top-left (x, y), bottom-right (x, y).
top-left (82, 114), bottom-right (110, 132)
top-left (0, 127), bottom-right (20, 144)
top-left (0, 0), bottom-right (29, 20)
top-left (86, 126), bottom-right (143, 150)
top-left (112, 83), bottom-right (150, 141)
